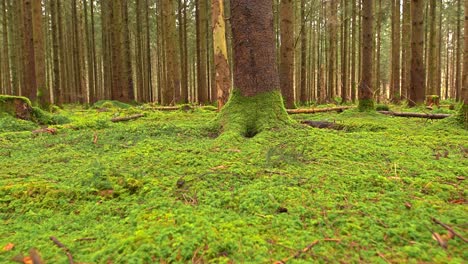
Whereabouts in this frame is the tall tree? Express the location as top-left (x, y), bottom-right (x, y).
top-left (401, 0), bottom-right (411, 100)
top-left (455, 0), bottom-right (461, 101)
top-left (197, 0), bottom-right (209, 104)
top-left (219, 0), bottom-right (289, 137)
top-left (212, 0), bottom-right (231, 110)
top-left (427, 0), bottom-right (438, 99)
top-left (358, 0), bottom-right (374, 111)
top-left (22, 0), bottom-right (37, 102)
top-left (280, 0), bottom-right (295, 108)
top-left (408, 0), bottom-right (426, 107)
top-left (327, 0), bottom-right (337, 102)
top-left (461, 0), bottom-right (468, 126)
top-left (162, 0), bottom-right (180, 105)
top-left (391, 0), bottom-right (401, 103)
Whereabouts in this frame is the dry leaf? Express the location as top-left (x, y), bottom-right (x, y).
top-left (3, 242), bottom-right (14, 251)
top-left (210, 165), bottom-right (228, 171)
top-left (23, 256), bottom-right (33, 264)
top-left (404, 202), bottom-right (412, 209)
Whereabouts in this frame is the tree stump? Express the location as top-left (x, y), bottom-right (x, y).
top-left (0, 95), bottom-right (33, 120)
top-left (426, 95), bottom-right (440, 107)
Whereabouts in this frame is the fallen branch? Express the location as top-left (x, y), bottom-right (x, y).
top-left (274, 240), bottom-right (319, 263)
top-left (432, 217), bottom-right (468, 243)
top-left (287, 106), bottom-right (354, 115)
top-left (32, 127), bottom-right (57, 135)
top-left (50, 236), bottom-right (74, 264)
top-left (301, 120), bottom-right (345, 130)
top-left (378, 111), bottom-right (451, 119)
top-left (111, 114), bottom-right (144, 123)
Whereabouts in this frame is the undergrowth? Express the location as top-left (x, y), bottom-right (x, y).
top-left (0, 104), bottom-right (466, 263)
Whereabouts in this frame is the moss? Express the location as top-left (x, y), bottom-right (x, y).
top-left (375, 104), bottom-right (390, 111)
top-left (358, 99), bottom-right (375, 112)
top-left (0, 95), bottom-right (33, 118)
top-left (31, 107), bottom-right (70, 125)
top-left (217, 89), bottom-right (291, 138)
top-left (93, 100), bottom-right (132, 109)
top-left (459, 103), bottom-right (468, 129)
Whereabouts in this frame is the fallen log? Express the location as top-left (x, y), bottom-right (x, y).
top-left (378, 111), bottom-right (451, 119)
top-left (111, 114), bottom-right (145, 123)
top-left (287, 106), bottom-right (354, 115)
top-left (301, 120), bottom-right (345, 130)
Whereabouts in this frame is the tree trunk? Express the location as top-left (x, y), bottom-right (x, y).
top-left (212, 0), bottom-right (231, 110)
top-left (197, 0), bottom-right (209, 104)
top-left (22, 0), bottom-right (37, 103)
top-left (427, 0), bottom-right (437, 99)
top-left (219, 0), bottom-right (289, 137)
top-left (391, 0), bottom-right (401, 103)
top-left (358, 0), bottom-right (374, 111)
top-left (461, 0), bottom-right (468, 127)
top-left (279, 0), bottom-right (295, 108)
top-left (401, 0), bottom-right (411, 101)
top-left (327, 0), bottom-right (337, 102)
top-left (408, 0), bottom-right (426, 107)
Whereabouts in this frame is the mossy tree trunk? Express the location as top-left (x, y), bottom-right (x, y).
top-left (358, 0), bottom-right (374, 111)
top-left (219, 0), bottom-right (289, 137)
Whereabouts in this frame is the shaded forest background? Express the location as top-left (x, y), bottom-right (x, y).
top-left (0, 0), bottom-right (465, 108)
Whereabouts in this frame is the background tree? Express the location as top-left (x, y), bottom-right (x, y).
top-left (409, 0), bottom-right (426, 107)
top-left (358, 0), bottom-right (374, 111)
top-left (280, 0), bottom-right (295, 108)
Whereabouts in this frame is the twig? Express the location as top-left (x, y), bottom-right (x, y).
top-left (274, 240), bottom-right (319, 263)
top-left (431, 218), bottom-right (468, 243)
top-left (50, 236), bottom-right (74, 264)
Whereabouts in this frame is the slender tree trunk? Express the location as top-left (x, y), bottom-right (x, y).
top-left (391, 0), bottom-right (401, 103)
top-left (427, 0), bottom-right (437, 99)
top-left (22, 0), bottom-right (37, 102)
top-left (375, 0), bottom-right (382, 102)
top-left (409, 0), bottom-right (426, 107)
top-left (401, 0), bottom-right (411, 101)
top-left (32, 0), bottom-right (48, 107)
top-left (341, 0), bottom-right (348, 103)
top-left (455, 0), bottom-right (461, 101)
top-left (299, 0), bottom-right (307, 104)
top-left (280, 0), bottom-right (295, 108)
top-left (50, 0), bottom-right (60, 105)
top-left (162, 0), bottom-right (180, 105)
top-left (197, 0), bottom-right (209, 104)
top-left (460, 0), bottom-right (468, 126)
top-left (212, 0), bottom-right (231, 110)
top-left (351, 0), bottom-right (357, 103)
top-left (327, 0), bottom-right (337, 102)
top-left (358, 0), bottom-right (374, 111)
top-left (1, 0), bottom-right (10, 94)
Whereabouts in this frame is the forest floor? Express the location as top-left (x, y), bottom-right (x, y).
top-left (0, 102), bottom-right (467, 263)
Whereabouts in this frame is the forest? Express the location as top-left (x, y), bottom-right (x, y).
top-left (0, 0), bottom-right (467, 263)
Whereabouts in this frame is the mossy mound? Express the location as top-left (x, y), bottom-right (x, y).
top-left (358, 99), bottom-right (375, 112)
top-left (0, 95), bottom-right (33, 120)
top-left (0, 95), bottom-right (70, 127)
top-left (217, 90), bottom-right (291, 138)
top-left (93, 100), bottom-right (132, 109)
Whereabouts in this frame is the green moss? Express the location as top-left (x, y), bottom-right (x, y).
top-left (358, 99), bottom-right (375, 112)
top-left (375, 104), bottom-right (390, 111)
top-left (93, 100), bottom-right (132, 109)
top-left (0, 95), bottom-right (32, 116)
top-left (31, 107), bottom-right (70, 125)
top-left (217, 89), bottom-right (291, 138)
top-left (458, 103), bottom-right (468, 129)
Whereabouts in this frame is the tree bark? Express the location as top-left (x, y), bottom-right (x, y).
top-left (212, 0), bottom-right (231, 110)
top-left (461, 0), bottom-right (468, 127)
top-left (408, 0), bottom-right (426, 107)
top-left (22, 0), bottom-right (37, 103)
top-left (280, 0), bottom-right (295, 108)
top-left (219, 0), bottom-right (289, 137)
top-left (358, 0), bottom-right (374, 111)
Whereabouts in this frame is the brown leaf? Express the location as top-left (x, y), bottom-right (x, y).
top-left (22, 256), bottom-right (33, 264)
top-left (210, 165), bottom-right (228, 171)
top-left (3, 242), bottom-right (14, 251)
top-left (404, 202), bottom-right (412, 209)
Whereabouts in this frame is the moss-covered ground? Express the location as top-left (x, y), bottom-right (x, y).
top-left (0, 103), bottom-right (467, 263)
